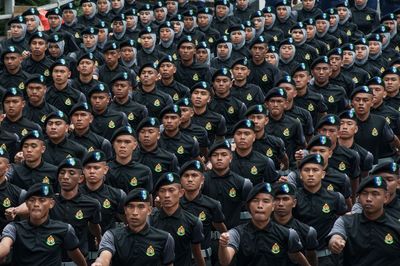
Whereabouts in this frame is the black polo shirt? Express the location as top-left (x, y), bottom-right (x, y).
top-left (137, 48), bottom-right (167, 66)
top-left (248, 60), bottom-right (280, 96)
top-left (0, 68), bottom-right (32, 97)
top-left (10, 160), bottom-right (58, 191)
top-left (23, 101), bottom-right (59, 130)
top-left (43, 137), bottom-right (87, 166)
top-left (21, 56), bottom-right (54, 83)
top-left (191, 109), bottom-right (227, 145)
top-left (293, 187), bottom-right (347, 250)
top-left (341, 64), bottom-right (370, 88)
top-left (46, 84), bottom-right (86, 115)
top-left (0, 116), bottom-right (41, 139)
top-left (309, 83), bottom-right (348, 114)
top-left (231, 150), bottom-right (278, 185)
top-left (70, 77), bottom-right (100, 100)
top-left (355, 113), bottom-right (396, 163)
top-left (180, 193), bottom-right (225, 249)
top-left (99, 224), bottom-right (175, 265)
top-left (253, 133), bottom-right (286, 170)
top-left (91, 108), bottom-right (129, 141)
top-left (0, 180), bottom-right (25, 231)
top-left (180, 122), bottom-right (210, 149)
top-left (265, 114), bottom-right (306, 168)
top-left (156, 80), bottom-right (191, 103)
top-left (106, 158), bottom-right (153, 193)
top-left (203, 170), bottom-right (253, 229)
top-left (109, 96), bottom-right (148, 130)
top-left (227, 221), bottom-right (303, 266)
top-left (133, 146), bottom-right (179, 187)
top-left (159, 131), bottom-right (200, 166)
top-left (385, 92), bottom-right (400, 111)
top-left (175, 61), bottom-right (212, 88)
top-left (2, 219), bottom-right (79, 266)
top-left (329, 144), bottom-right (361, 180)
top-left (294, 88), bottom-right (328, 127)
top-left (0, 129), bottom-right (19, 163)
top-left (350, 142), bottom-right (374, 173)
top-left (68, 129), bottom-right (113, 160)
top-left (209, 94), bottom-right (247, 138)
top-left (286, 105), bottom-right (314, 137)
top-left (329, 212), bottom-right (400, 266)
top-left (132, 86), bottom-right (173, 118)
top-left (231, 82), bottom-right (265, 107)
top-left (150, 206), bottom-right (204, 266)
top-left (98, 64), bottom-right (136, 88)
top-left (330, 72), bottom-right (355, 97)
top-left (50, 192), bottom-right (102, 257)
top-left (372, 102), bottom-right (400, 136)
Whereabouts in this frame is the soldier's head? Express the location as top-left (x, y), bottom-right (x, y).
top-left (111, 126), bottom-right (138, 159)
top-left (45, 111), bottom-right (69, 143)
top-left (351, 86), bottom-right (373, 117)
top-left (245, 105), bottom-right (268, 133)
top-left (156, 172), bottom-right (184, 209)
top-left (137, 117), bottom-right (160, 151)
top-left (264, 87), bottom-right (287, 119)
top-left (124, 188), bottom-right (152, 228)
top-left (246, 182), bottom-right (274, 222)
top-left (208, 140), bottom-right (232, 173)
top-left (25, 183), bottom-right (55, 222)
top-left (180, 160), bottom-right (205, 192)
top-left (57, 157), bottom-right (84, 191)
top-left (273, 182), bottom-right (297, 218)
top-left (160, 105), bottom-right (181, 134)
top-left (370, 162), bottom-right (399, 199)
top-left (316, 114), bottom-right (340, 145)
top-left (338, 109), bottom-right (358, 141)
top-left (20, 130), bottom-right (46, 165)
top-left (299, 153), bottom-right (326, 190)
top-left (190, 81), bottom-right (212, 109)
top-left (2, 87), bottom-right (25, 121)
top-left (233, 119), bottom-right (256, 151)
top-left (82, 150), bottom-right (108, 185)
top-left (307, 135), bottom-right (332, 168)
top-left (89, 83), bottom-right (111, 113)
top-left (70, 102), bottom-right (93, 133)
top-left (357, 176), bottom-right (389, 215)
top-left (382, 67), bottom-right (400, 96)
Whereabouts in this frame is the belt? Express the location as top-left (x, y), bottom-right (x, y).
top-left (210, 231), bottom-right (221, 240)
top-left (316, 249), bottom-right (332, 258)
top-left (87, 251), bottom-right (98, 260)
top-left (62, 262), bottom-right (77, 266)
top-left (240, 211), bottom-right (251, 220)
top-left (192, 247), bottom-right (212, 259)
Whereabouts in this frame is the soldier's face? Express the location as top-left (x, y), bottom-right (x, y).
top-left (178, 43), bottom-right (196, 61)
top-left (62, 10), bottom-right (75, 23)
top-left (113, 135), bottom-right (138, 159)
top-left (166, 1), bottom-right (177, 13)
top-left (370, 84), bottom-right (386, 106)
top-left (337, 7), bottom-right (348, 21)
top-left (265, 53), bottom-right (277, 65)
top-left (58, 168), bottom-right (83, 191)
top-left (139, 68), bottom-right (158, 85)
top-left (47, 15), bottom-right (61, 28)
top-left (303, 0), bottom-right (315, 10)
top-left (231, 31), bottom-right (244, 44)
top-left (3, 53), bottom-right (21, 71)
top-left (380, 173), bottom-right (400, 197)
top-left (46, 119), bottom-right (68, 140)
top-left (184, 16), bottom-right (194, 30)
top-left (90, 93), bottom-right (110, 112)
top-left (368, 41), bottom-right (381, 54)
top-left (112, 80), bottom-right (131, 100)
top-left (140, 35), bottom-right (154, 49)
top-left (25, 15), bottom-right (38, 31)
top-left (98, 29), bottom-right (107, 42)
top-left (316, 20), bottom-right (328, 33)
top-left (311, 63), bottom-right (331, 84)
top-left (329, 55), bottom-right (342, 71)
top-left (159, 62), bottom-right (176, 79)
top-left (383, 74), bottom-right (400, 93)
top-left (234, 128), bottom-right (255, 150)
top-left (197, 14), bottom-right (209, 27)
top-left (26, 196), bottom-right (54, 221)
top-left (217, 44), bottom-right (229, 58)
top-left (3, 96), bottom-right (24, 119)
top-left (276, 6), bottom-right (288, 19)
top-left (318, 125), bottom-right (338, 144)
top-left (342, 51), bottom-right (354, 65)
top-left (126, 16), bottom-right (137, 28)
top-left (355, 45), bottom-right (368, 60)
top-left (252, 18), bottom-right (263, 30)
top-left (216, 5), bottom-right (228, 18)
top-left (300, 163), bottom-right (325, 189)
top-left (138, 127), bottom-right (160, 148)
top-left (159, 28), bottom-right (173, 42)
top-left (77, 59), bottom-right (95, 75)
top-left (179, 106), bottom-right (193, 123)
top-left (232, 65), bottom-right (250, 81)
top-left (248, 193), bottom-right (274, 222)
top-left (266, 97), bottom-right (285, 117)
top-left (213, 76), bottom-right (232, 96)
top-left (158, 184), bottom-right (184, 208)
top-left (97, 0), bottom-right (109, 12)
top-left (30, 39), bottom-right (47, 56)
top-left (83, 34), bottom-right (97, 48)
top-left (196, 49), bottom-right (208, 64)
top-left (120, 46), bottom-right (135, 62)
top-left (250, 44), bottom-right (267, 61)
top-left (104, 50), bottom-right (120, 66)
top-left (22, 139), bottom-right (45, 164)
top-left (210, 149), bottom-right (232, 171)
top-left (352, 93), bottom-right (373, 115)
top-left (291, 29), bottom-right (304, 43)
top-left (248, 114), bottom-right (268, 132)
top-left (162, 114), bottom-right (180, 132)
top-left (274, 194), bottom-right (296, 217)
top-left (181, 170), bottom-right (204, 192)
top-left (306, 25), bottom-right (315, 39)
top-left (358, 188), bottom-right (388, 215)
top-left (111, 0), bottom-right (122, 9)
top-left (339, 119), bottom-right (358, 139)
top-left (139, 11), bottom-right (151, 23)
top-left (191, 89), bottom-right (210, 108)
top-left (82, 3), bottom-right (94, 15)
top-left (83, 162), bottom-right (108, 185)
top-left (245, 27), bottom-right (254, 41)
top-left (155, 8), bottom-right (166, 21)
top-left (124, 202), bottom-right (152, 228)
top-left (293, 71), bottom-right (310, 90)
top-left (279, 45), bottom-right (294, 60)
top-left (236, 0), bottom-right (248, 9)
top-left (48, 43), bottom-right (62, 58)
top-left (280, 83), bottom-right (297, 102)
top-left (71, 111), bottom-right (93, 131)
top-left (52, 66), bottom-right (71, 85)
top-left (264, 13), bottom-right (274, 25)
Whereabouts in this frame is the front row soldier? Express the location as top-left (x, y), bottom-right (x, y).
top-left (92, 188), bottom-right (175, 266)
top-left (328, 176), bottom-right (400, 266)
top-left (218, 182), bottom-right (310, 266)
top-left (0, 183), bottom-right (87, 266)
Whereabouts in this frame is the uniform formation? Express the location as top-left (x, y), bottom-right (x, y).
top-left (0, 0), bottom-right (399, 265)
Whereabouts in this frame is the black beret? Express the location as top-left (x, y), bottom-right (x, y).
top-left (50, 58), bottom-right (70, 72)
top-left (278, 37), bottom-right (295, 47)
top-left (57, 157), bottom-right (82, 173)
top-left (357, 175), bottom-right (387, 193)
top-left (176, 97), bottom-right (193, 107)
top-left (153, 1), bottom-right (165, 10)
top-left (138, 62), bottom-right (158, 75)
top-left (246, 182), bottom-right (273, 203)
top-left (81, 26), bottom-right (99, 35)
top-left (390, 57), bottom-right (400, 67)
top-left (338, 108), bottom-right (357, 121)
top-left (299, 153), bottom-right (325, 169)
top-left (370, 161), bottom-right (399, 175)
top-left (29, 31), bottom-right (48, 44)
top-left (25, 183), bottom-right (54, 201)
top-left (0, 148), bottom-right (9, 160)
top-left (182, 9), bottom-right (196, 17)
top-left (315, 13), bottom-right (329, 21)
top-left (48, 33), bottom-right (64, 43)
top-left (44, 110), bottom-right (69, 125)
top-left (110, 126), bottom-right (137, 143)
top-left (198, 7), bottom-right (213, 15)
top-left (371, 25), bottom-right (390, 34)
top-left (80, 0), bottom-right (96, 5)
top-left (316, 114), bottom-right (340, 129)
top-left (69, 102), bottom-right (91, 116)
top-left (120, 39), bottom-right (137, 49)
top-left (2, 87), bottom-right (23, 102)
top-left (155, 172), bottom-right (180, 191)
top-left (124, 188), bottom-right (151, 205)
top-left (190, 81), bottom-right (212, 93)
top-left (303, 18), bottom-right (315, 26)
top-left (262, 6), bottom-right (275, 14)
top-left (158, 21), bottom-right (174, 31)
top-left (249, 35), bottom-right (267, 48)
top-left (61, 2), bottom-right (75, 11)
top-left (111, 72), bottom-right (131, 84)
top-left (382, 66), bottom-right (400, 77)
top-left (112, 14), bottom-right (125, 23)
top-left (326, 8), bottom-right (338, 15)
top-left (177, 35), bottom-right (196, 48)
top-left (197, 41), bottom-right (209, 50)
top-left (275, 0), bottom-right (291, 7)
top-left (327, 47), bottom-right (343, 57)
top-left (139, 26), bottom-right (155, 37)
top-left (292, 62), bottom-right (309, 74)
top-left (341, 43), bottom-right (355, 52)
top-left (77, 52), bottom-right (96, 64)
top-left (88, 83), bottom-right (110, 97)
top-left (102, 41), bottom-right (119, 53)
top-left (243, 20), bottom-right (253, 28)
top-left (159, 55), bottom-right (175, 66)
top-left (1, 45), bottom-right (21, 61)
top-left (22, 7), bottom-right (39, 16)
top-left (310, 56), bottom-right (330, 69)
top-left (233, 119), bottom-right (255, 133)
top-left (170, 14), bottom-right (183, 22)
top-left (212, 68), bottom-right (232, 81)
top-left (336, 1), bottom-right (350, 7)
top-left (291, 22), bottom-right (305, 31)
top-left (274, 182), bottom-right (296, 196)
top-left (96, 20), bottom-right (108, 29)
top-left (124, 8), bottom-right (137, 16)
top-left (179, 160), bottom-right (204, 176)
top-left (264, 87), bottom-right (287, 101)
top-left (367, 33), bottom-right (382, 42)
top-left (215, 0), bottom-right (230, 7)
top-left (231, 57), bottom-right (249, 68)
top-left (45, 8), bottom-right (62, 18)
top-left (250, 10), bottom-right (263, 20)
top-left (276, 75), bottom-right (296, 87)
top-left (137, 117), bottom-right (160, 132)
top-left (8, 15), bottom-right (25, 26)
top-left (160, 104), bottom-right (181, 118)
top-left (25, 74), bottom-right (46, 86)
top-left (208, 139), bottom-right (232, 157)
top-left (214, 35), bottom-right (230, 46)
top-left (20, 130), bottom-right (45, 148)
top-left (307, 135), bottom-right (332, 149)
top-left (381, 13), bottom-right (396, 22)
top-left (350, 85), bottom-right (373, 100)
top-left (138, 3), bottom-right (153, 12)
top-left (83, 150), bottom-right (107, 165)
top-left (367, 76), bottom-right (384, 87)
top-left (245, 104), bottom-right (267, 116)
top-left (354, 37), bottom-right (368, 46)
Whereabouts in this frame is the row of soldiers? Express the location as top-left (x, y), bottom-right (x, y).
top-left (0, 0), bottom-right (399, 265)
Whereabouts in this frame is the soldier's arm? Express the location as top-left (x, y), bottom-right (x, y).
top-left (191, 243), bottom-right (205, 266)
top-left (218, 232), bottom-right (236, 266)
top-left (305, 250), bottom-right (317, 266)
top-left (0, 223), bottom-right (15, 259)
top-left (92, 230), bottom-right (115, 266)
top-left (92, 250), bottom-right (112, 266)
top-left (68, 248), bottom-right (87, 266)
top-left (212, 222), bottom-right (227, 233)
top-left (288, 252), bottom-right (311, 266)
top-left (88, 222), bottom-right (102, 245)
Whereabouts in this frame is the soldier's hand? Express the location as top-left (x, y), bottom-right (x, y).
top-left (294, 149), bottom-right (305, 161)
top-left (5, 207), bottom-right (16, 221)
top-left (154, 196), bottom-right (161, 208)
top-left (14, 152), bottom-right (24, 164)
top-left (329, 235), bottom-right (346, 254)
top-left (219, 232), bottom-right (230, 247)
top-left (278, 176), bottom-right (288, 183)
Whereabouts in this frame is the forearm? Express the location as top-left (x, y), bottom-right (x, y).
top-left (288, 252), bottom-right (311, 266)
top-left (305, 250), bottom-right (318, 266)
top-left (89, 223), bottom-right (102, 241)
top-left (68, 249), bottom-right (87, 266)
top-left (218, 246), bottom-right (233, 266)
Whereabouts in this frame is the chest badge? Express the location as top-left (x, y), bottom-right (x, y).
top-left (271, 243), bottom-right (280, 254)
top-left (44, 69), bottom-right (50, 76)
top-left (46, 235), bottom-right (55, 246)
top-left (385, 233), bottom-right (394, 245)
top-left (386, 117), bottom-right (391, 124)
top-left (327, 184), bottom-right (334, 191)
top-left (0, 144), bottom-right (6, 150)
top-left (177, 146), bottom-right (184, 154)
top-left (3, 198), bottom-right (10, 208)
top-left (372, 128), bottom-right (378, 136)
top-left (173, 93), bottom-right (179, 101)
top-left (307, 103), bottom-right (314, 112)
top-left (246, 93), bottom-right (253, 101)
top-left (266, 148), bottom-right (273, 157)
top-left (366, 15), bottom-right (371, 21)
top-left (352, 76), bottom-right (359, 84)
top-left (205, 122), bottom-right (212, 130)
top-left (283, 128), bottom-right (290, 137)
top-left (193, 73), bottom-right (199, 81)
top-left (339, 162), bottom-right (346, 171)
top-left (75, 210), bottom-right (84, 220)
top-left (108, 120), bottom-right (115, 128)
top-left (273, 35), bottom-right (278, 42)
top-left (88, 146), bottom-right (94, 152)
top-left (228, 106), bottom-right (234, 114)
top-left (173, 53), bottom-right (177, 60)
top-left (18, 82), bottom-right (24, 90)
top-left (328, 95), bottom-right (334, 103)
top-left (177, 225), bottom-right (185, 236)
top-left (346, 30), bottom-right (351, 36)
top-left (41, 115), bottom-right (47, 123)
top-left (130, 177), bottom-right (138, 186)
top-left (65, 98), bottom-right (72, 106)
top-left (322, 203), bottom-right (330, 213)
top-left (146, 245), bottom-right (155, 256)
top-left (42, 176), bottom-right (50, 184)
top-left (128, 113), bottom-right (134, 120)
top-left (155, 163), bottom-right (162, 172)
top-left (229, 187), bottom-right (236, 198)
top-left (305, 53), bottom-right (310, 60)
top-left (262, 74), bottom-right (268, 82)
top-left (381, 67), bottom-right (385, 73)
top-left (154, 99), bottom-right (160, 107)
top-left (250, 166), bottom-right (258, 175)
top-left (103, 199), bottom-right (111, 209)
top-left (208, 37), bottom-right (214, 43)
top-left (21, 129), bottom-right (28, 136)
top-left (199, 211), bottom-right (206, 221)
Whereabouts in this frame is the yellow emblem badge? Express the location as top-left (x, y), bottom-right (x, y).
top-left (155, 163), bottom-right (162, 173)
top-left (173, 93), bottom-right (179, 101)
top-left (18, 82), bottom-right (24, 90)
top-left (177, 146), bottom-right (184, 154)
top-left (372, 128), bottom-right (378, 136)
top-left (283, 128), bottom-right (290, 137)
top-left (42, 176), bottom-right (50, 184)
top-left (385, 233), bottom-right (394, 245)
top-left (177, 225), bottom-right (185, 236)
top-left (228, 106), bottom-right (234, 114)
top-left (199, 211), bottom-right (206, 221)
top-left (130, 177), bottom-right (138, 186)
top-left (250, 166), bottom-right (258, 175)
top-left (322, 203), bottom-right (330, 213)
top-left (308, 103), bottom-right (314, 112)
top-left (271, 243), bottom-right (280, 254)
top-left (328, 95), bottom-right (334, 103)
top-left (146, 245), bottom-right (155, 256)
top-left (246, 93), bottom-right (253, 101)
top-left (46, 235), bottom-right (55, 246)
top-left (65, 98), bottom-right (71, 106)
top-left (21, 129), bottom-right (28, 136)
top-left (266, 148), bottom-right (273, 157)
top-left (128, 113), bottom-right (134, 120)
top-left (205, 122), bottom-right (212, 130)
top-left (2, 198), bottom-right (10, 208)
top-left (339, 162), bottom-right (346, 171)
top-left (262, 74), bottom-right (268, 82)
top-left (327, 184), bottom-right (334, 191)
top-left (103, 199), bottom-right (111, 209)
top-left (229, 188), bottom-right (236, 198)
top-left (154, 99), bottom-right (160, 106)
top-left (193, 73), bottom-right (199, 81)
top-left (108, 120), bottom-right (115, 128)
top-left (75, 210), bottom-right (84, 220)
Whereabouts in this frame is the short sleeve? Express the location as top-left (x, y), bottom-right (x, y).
top-left (98, 230), bottom-right (116, 255)
top-left (241, 179), bottom-right (253, 202)
top-left (91, 200), bottom-right (102, 224)
top-left (335, 192), bottom-right (348, 215)
top-left (63, 224), bottom-right (80, 251)
top-left (227, 228), bottom-right (241, 251)
top-left (328, 216), bottom-right (347, 240)
top-left (216, 115), bottom-right (227, 137)
top-left (1, 223), bottom-right (16, 241)
top-left (117, 190), bottom-right (127, 215)
top-left (305, 226), bottom-right (319, 250)
top-left (211, 201), bottom-right (225, 223)
top-left (162, 234), bottom-right (175, 265)
top-left (288, 228), bottom-right (303, 253)
top-left (382, 122), bottom-right (395, 142)
top-left (191, 218), bottom-right (204, 244)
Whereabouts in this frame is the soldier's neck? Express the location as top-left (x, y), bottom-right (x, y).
top-left (116, 155), bottom-right (133, 165)
top-left (85, 180), bottom-right (103, 191)
top-left (162, 203), bottom-right (179, 216)
top-left (273, 213), bottom-right (292, 225)
top-left (338, 137), bottom-right (354, 148)
top-left (251, 217), bottom-right (271, 229)
top-left (184, 190), bottom-right (200, 201)
top-left (255, 129), bottom-right (265, 139)
top-left (25, 158), bottom-right (42, 169)
top-left (61, 187), bottom-right (79, 200)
